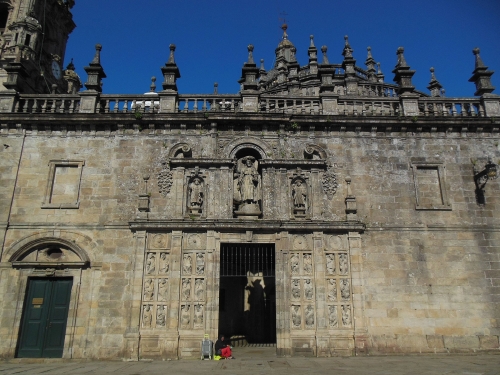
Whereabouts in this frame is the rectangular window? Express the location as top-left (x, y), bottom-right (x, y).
top-left (42, 160), bottom-right (84, 209)
top-left (411, 163), bottom-right (451, 210)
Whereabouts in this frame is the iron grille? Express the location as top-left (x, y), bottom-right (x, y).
top-left (220, 243), bottom-right (275, 277)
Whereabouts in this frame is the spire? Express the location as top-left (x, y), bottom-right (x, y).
top-left (392, 47), bottom-right (415, 95)
top-left (66, 58), bottom-right (75, 71)
top-left (365, 46), bottom-right (377, 82)
top-left (259, 59), bottom-right (267, 86)
top-left (318, 45), bottom-right (335, 93)
top-left (469, 47), bottom-right (495, 96)
top-left (84, 44), bottom-right (107, 92)
top-left (427, 67), bottom-right (443, 97)
top-left (239, 44), bottom-right (259, 91)
top-left (376, 62), bottom-right (385, 83)
top-left (342, 35), bottom-right (353, 59)
top-left (308, 35), bottom-right (318, 74)
top-left (161, 44), bottom-right (181, 91)
top-left (342, 35), bottom-right (357, 95)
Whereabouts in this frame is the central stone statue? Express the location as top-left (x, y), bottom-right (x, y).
top-left (234, 156), bottom-right (261, 218)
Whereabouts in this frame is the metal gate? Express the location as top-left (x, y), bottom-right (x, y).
top-left (220, 243), bottom-right (275, 277)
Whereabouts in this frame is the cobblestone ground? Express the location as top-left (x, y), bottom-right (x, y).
top-left (0, 347), bottom-right (499, 375)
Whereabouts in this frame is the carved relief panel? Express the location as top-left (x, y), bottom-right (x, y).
top-left (289, 234), bottom-right (316, 330)
top-left (324, 234), bottom-right (352, 329)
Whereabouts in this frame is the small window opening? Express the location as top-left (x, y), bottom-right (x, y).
top-left (0, 5), bottom-right (8, 34)
top-left (24, 34), bottom-right (31, 47)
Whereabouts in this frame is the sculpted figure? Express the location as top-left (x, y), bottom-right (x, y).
top-left (181, 305), bottom-right (190, 327)
top-left (159, 252), bottom-right (169, 274)
top-left (146, 253), bottom-right (155, 274)
top-left (236, 156), bottom-right (260, 205)
top-left (189, 178), bottom-right (204, 208)
top-left (143, 279), bottom-right (154, 301)
top-left (292, 305), bottom-right (301, 327)
top-left (305, 305), bottom-right (314, 327)
top-left (328, 279), bottom-right (337, 301)
top-left (329, 305), bottom-right (338, 327)
top-left (342, 305), bottom-right (351, 326)
top-left (291, 279), bottom-right (300, 299)
top-left (182, 278), bottom-right (191, 301)
top-left (291, 253), bottom-right (299, 275)
top-left (341, 279), bottom-right (350, 300)
top-left (194, 304), bottom-right (203, 326)
top-left (339, 253), bottom-right (348, 274)
top-left (303, 254), bottom-right (312, 274)
top-left (292, 179), bottom-right (307, 208)
top-left (142, 305), bottom-right (152, 327)
top-left (156, 306), bottom-right (166, 327)
top-left (196, 253), bottom-right (205, 275)
top-left (182, 253), bottom-right (192, 275)
top-left (195, 278), bottom-right (204, 300)
top-left (326, 254), bottom-right (335, 274)
top-left (158, 278), bottom-right (168, 301)
top-left (304, 278), bottom-right (313, 300)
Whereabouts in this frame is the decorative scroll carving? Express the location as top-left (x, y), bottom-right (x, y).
top-left (329, 305), bottom-right (338, 328)
top-left (326, 254), bottom-right (335, 274)
top-left (304, 278), bottom-right (313, 300)
top-left (158, 162), bottom-right (173, 197)
top-left (292, 305), bottom-right (301, 328)
top-left (196, 253), bottom-right (205, 275)
top-left (291, 279), bottom-right (300, 299)
top-left (181, 305), bottom-right (190, 328)
top-left (194, 304), bottom-right (204, 327)
top-left (182, 278), bottom-right (191, 301)
top-left (342, 305), bottom-right (351, 326)
top-left (158, 278), bottom-right (168, 301)
top-left (290, 253), bottom-right (299, 275)
top-left (341, 279), bottom-right (350, 300)
top-left (339, 253), bottom-right (348, 274)
top-left (328, 279), bottom-right (337, 301)
top-left (305, 305), bottom-right (315, 327)
top-left (156, 306), bottom-right (166, 327)
top-left (322, 164), bottom-right (338, 199)
top-left (159, 253), bottom-right (169, 274)
top-left (303, 254), bottom-right (312, 274)
top-left (146, 253), bottom-right (156, 275)
top-left (182, 254), bottom-right (192, 275)
top-left (143, 279), bottom-right (154, 301)
top-left (195, 278), bottom-right (205, 300)
top-left (142, 305), bottom-right (152, 328)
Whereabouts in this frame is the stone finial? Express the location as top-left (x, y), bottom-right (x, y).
top-left (167, 44), bottom-right (176, 64)
top-left (290, 47), bottom-right (297, 62)
top-left (91, 44), bottom-right (102, 64)
top-left (309, 35), bottom-right (315, 47)
top-left (281, 23), bottom-right (288, 40)
top-left (213, 82), bottom-right (218, 94)
top-left (321, 45), bottom-right (329, 64)
top-left (396, 47), bottom-right (407, 68)
top-left (247, 44), bottom-right (255, 64)
top-left (392, 46), bottom-right (415, 95)
top-left (150, 76), bottom-right (156, 92)
top-left (376, 62), bottom-right (385, 83)
top-left (427, 67), bottom-right (443, 97)
top-left (469, 47), bottom-right (495, 96)
top-left (365, 46), bottom-right (377, 82)
top-left (260, 59), bottom-right (265, 71)
top-left (66, 58), bottom-right (75, 71)
top-left (342, 35), bottom-right (353, 58)
top-left (367, 46), bottom-right (373, 59)
top-left (84, 43), bottom-right (106, 92)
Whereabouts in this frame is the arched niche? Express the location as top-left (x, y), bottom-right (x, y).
top-left (304, 144), bottom-right (327, 160)
top-left (169, 143), bottom-right (192, 159)
top-left (225, 137), bottom-right (272, 160)
top-left (6, 232), bottom-right (93, 269)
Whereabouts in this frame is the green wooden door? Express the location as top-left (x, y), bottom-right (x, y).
top-left (17, 278), bottom-right (73, 358)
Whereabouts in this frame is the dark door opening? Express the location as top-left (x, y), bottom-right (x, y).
top-left (219, 243), bottom-right (276, 344)
top-left (17, 277), bottom-right (73, 358)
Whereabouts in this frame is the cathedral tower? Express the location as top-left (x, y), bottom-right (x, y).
top-left (0, 0), bottom-right (76, 94)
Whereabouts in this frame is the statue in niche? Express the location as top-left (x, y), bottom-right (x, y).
top-left (143, 279), bottom-right (154, 301)
top-left (181, 305), bottom-right (190, 327)
top-left (156, 306), bottom-right (166, 327)
top-left (142, 305), bottom-right (152, 328)
top-left (182, 278), bottom-right (191, 301)
top-left (194, 304), bottom-right (203, 326)
top-left (182, 253), bottom-right (192, 275)
top-left (292, 179), bottom-right (307, 217)
top-left (328, 279), bottom-right (337, 301)
top-left (158, 278), bottom-right (168, 301)
top-left (145, 253), bottom-right (155, 275)
top-left (342, 305), bottom-right (351, 326)
top-left (305, 305), bottom-right (314, 327)
top-left (291, 279), bottom-right (300, 299)
top-left (290, 253), bottom-right (299, 275)
top-left (195, 278), bottom-right (204, 300)
top-left (188, 177), bottom-right (204, 215)
top-left (304, 278), bottom-right (313, 300)
top-left (341, 279), bottom-right (350, 300)
top-left (339, 253), bottom-right (348, 274)
top-left (329, 305), bottom-right (338, 328)
top-left (234, 156), bottom-right (261, 217)
top-left (326, 254), bottom-right (335, 274)
top-left (292, 305), bottom-right (301, 328)
top-left (159, 253), bottom-right (169, 274)
top-left (303, 254), bottom-right (312, 274)
top-left (196, 253), bottom-right (205, 275)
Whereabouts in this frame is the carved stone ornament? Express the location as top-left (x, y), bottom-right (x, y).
top-left (322, 164), bottom-right (338, 199)
top-left (158, 162), bottom-right (173, 197)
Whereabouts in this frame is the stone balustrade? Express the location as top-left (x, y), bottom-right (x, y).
top-left (177, 95), bottom-right (241, 113)
top-left (14, 94), bottom-right (81, 113)
top-left (418, 97), bottom-right (484, 117)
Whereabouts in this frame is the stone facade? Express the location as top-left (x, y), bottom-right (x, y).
top-left (0, 3), bottom-right (500, 360)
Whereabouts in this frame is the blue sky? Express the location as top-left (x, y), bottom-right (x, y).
top-left (65, 0), bottom-right (500, 97)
